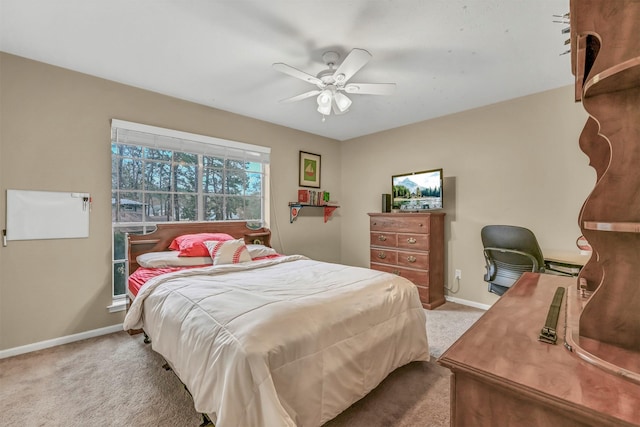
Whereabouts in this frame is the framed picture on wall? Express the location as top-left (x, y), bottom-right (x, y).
top-left (299, 151), bottom-right (321, 188)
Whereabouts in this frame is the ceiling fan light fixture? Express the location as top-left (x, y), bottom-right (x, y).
top-left (317, 90), bottom-right (332, 105)
top-left (317, 103), bottom-right (332, 115)
top-left (317, 89), bottom-right (333, 115)
top-left (334, 91), bottom-right (352, 112)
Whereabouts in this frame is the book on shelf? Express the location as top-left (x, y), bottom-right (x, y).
top-left (298, 189), bottom-right (310, 203)
top-left (297, 189), bottom-right (330, 206)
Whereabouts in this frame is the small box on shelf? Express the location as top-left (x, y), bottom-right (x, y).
top-left (322, 191), bottom-right (330, 205)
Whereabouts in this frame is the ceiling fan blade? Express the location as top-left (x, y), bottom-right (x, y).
top-left (332, 48), bottom-right (372, 83)
top-left (273, 63), bottom-right (323, 86)
top-left (344, 83), bottom-right (396, 95)
top-left (279, 90), bottom-right (321, 103)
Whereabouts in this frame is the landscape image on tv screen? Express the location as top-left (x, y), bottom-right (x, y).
top-left (392, 169), bottom-right (443, 211)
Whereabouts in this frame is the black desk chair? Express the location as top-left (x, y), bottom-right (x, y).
top-left (481, 225), bottom-right (546, 296)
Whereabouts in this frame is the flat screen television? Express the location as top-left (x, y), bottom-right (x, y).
top-left (392, 168), bottom-right (443, 211)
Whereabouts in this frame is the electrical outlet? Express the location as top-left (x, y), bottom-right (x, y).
top-left (455, 269), bottom-right (462, 280)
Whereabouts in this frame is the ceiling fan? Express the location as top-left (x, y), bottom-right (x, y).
top-left (273, 48), bottom-right (396, 119)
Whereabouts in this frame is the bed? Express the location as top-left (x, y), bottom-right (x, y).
top-left (123, 221), bottom-right (429, 427)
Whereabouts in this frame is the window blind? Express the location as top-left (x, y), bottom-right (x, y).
top-left (111, 119), bottom-right (270, 163)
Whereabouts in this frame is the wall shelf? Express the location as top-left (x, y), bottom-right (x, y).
top-left (583, 221), bottom-right (640, 233)
top-left (288, 203), bottom-right (339, 223)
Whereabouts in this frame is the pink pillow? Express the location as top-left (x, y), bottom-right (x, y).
top-left (204, 239), bottom-right (251, 265)
top-left (169, 233), bottom-right (234, 257)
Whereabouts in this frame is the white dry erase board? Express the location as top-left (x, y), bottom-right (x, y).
top-left (6, 189), bottom-right (90, 241)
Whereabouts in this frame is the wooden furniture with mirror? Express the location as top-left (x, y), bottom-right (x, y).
top-left (439, 1), bottom-right (640, 425)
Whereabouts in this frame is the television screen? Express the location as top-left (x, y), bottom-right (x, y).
top-left (392, 168), bottom-right (443, 211)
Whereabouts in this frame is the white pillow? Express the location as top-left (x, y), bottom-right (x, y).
top-left (204, 239), bottom-right (252, 265)
top-left (136, 251), bottom-right (212, 268)
top-left (246, 244), bottom-right (278, 258)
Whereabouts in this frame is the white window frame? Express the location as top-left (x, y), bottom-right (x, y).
top-left (109, 119), bottom-right (270, 311)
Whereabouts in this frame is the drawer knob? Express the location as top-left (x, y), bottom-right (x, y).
top-left (392, 269), bottom-right (400, 275)
top-left (378, 235), bottom-right (387, 242)
top-left (377, 252), bottom-right (387, 259)
top-left (407, 256), bottom-right (417, 263)
top-left (407, 237), bottom-right (417, 244)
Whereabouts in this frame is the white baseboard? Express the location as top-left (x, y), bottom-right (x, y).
top-left (445, 295), bottom-right (492, 311)
top-left (0, 324), bottom-right (124, 359)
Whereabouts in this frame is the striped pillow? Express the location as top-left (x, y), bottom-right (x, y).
top-left (169, 233), bottom-right (234, 257)
top-left (204, 239), bottom-right (251, 265)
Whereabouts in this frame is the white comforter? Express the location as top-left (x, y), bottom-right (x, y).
top-left (124, 255), bottom-right (429, 427)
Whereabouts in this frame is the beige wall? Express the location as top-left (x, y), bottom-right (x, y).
top-left (0, 52), bottom-right (594, 351)
top-left (340, 85), bottom-right (592, 307)
top-left (0, 53), bottom-right (342, 350)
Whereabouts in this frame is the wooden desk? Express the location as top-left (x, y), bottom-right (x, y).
top-left (438, 273), bottom-right (640, 427)
top-left (544, 250), bottom-right (591, 266)
top-left (544, 250), bottom-right (592, 276)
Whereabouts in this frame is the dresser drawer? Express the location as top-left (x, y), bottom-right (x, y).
top-left (370, 215), bottom-right (430, 234)
top-left (397, 250), bottom-right (429, 269)
top-left (370, 248), bottom-right (397, 265)
top-left (370, 263), bottom-right (430, 286)
top-left (370, 232), bottom-right (397, 248)
top-left (397, 233), bottom-right (429, 251)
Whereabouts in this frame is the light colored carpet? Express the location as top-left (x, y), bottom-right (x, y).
top-left (0, 301), bottom-right (483, 427)
top-left (425, 301), bottom-right (485, 359)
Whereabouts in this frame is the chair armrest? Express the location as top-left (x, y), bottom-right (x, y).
top-left (483, 247), bottom-right (541, 271)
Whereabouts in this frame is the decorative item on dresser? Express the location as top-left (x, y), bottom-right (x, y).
top-left (368, 212), bottom-right (445, 309)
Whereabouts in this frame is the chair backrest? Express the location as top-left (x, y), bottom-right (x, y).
top-left (481, 225), bottom-right (545, 296)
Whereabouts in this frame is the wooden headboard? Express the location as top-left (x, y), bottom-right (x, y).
top-left (127, 221), bottom-right (271, 275)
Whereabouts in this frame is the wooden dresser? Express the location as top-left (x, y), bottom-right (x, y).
top-left (368, 212), bottom-right (445, 309)
top-left (438, 273), bottom-right (640, 427)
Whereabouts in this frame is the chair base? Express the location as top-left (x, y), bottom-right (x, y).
top-left (488, 283), bottom-right (509, 296)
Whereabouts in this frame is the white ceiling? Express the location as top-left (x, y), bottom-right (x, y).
top-left (0, 0), bottom-right (572, 141)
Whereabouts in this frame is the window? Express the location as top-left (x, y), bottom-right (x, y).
top-left (110, 120), bottom-right (270, 310)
